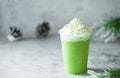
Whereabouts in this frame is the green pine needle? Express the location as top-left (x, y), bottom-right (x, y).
top-left (87, 68), bottom-right (120, 78)
top-left (102, 17), bottom-right (120, 35)
top-left (104, 68), bottom-right (120, 78)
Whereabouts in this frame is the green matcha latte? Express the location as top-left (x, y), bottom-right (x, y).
top-left (59, 18), bottom-right (92, 74)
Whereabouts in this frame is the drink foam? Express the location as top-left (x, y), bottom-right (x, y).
top-left (59, 18), bottom-right (92, 41)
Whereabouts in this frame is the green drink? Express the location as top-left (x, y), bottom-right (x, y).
top-left (60, 38), bottom-right (90, 74)
top-left (59, 18), bottom-right (92, 74)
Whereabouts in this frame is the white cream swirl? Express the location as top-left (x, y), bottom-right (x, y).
top-left (59, 18), bottom-right (92, 41)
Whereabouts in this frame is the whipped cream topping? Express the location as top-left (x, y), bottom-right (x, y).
top-left (59, 18), bottom-right (92, 41)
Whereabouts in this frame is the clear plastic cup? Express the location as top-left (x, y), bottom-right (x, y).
top-left (60, 36), bottom-right (90, 74)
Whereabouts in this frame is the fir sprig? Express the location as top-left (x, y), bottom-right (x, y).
top-left (87, 68), bottom-right (120, 78)
top-left (104, 68), bottom-right (120, 78)
top-left (102, 17), bottom-right (120, 35)
top-left (94, 17), bottom-right (120, 42)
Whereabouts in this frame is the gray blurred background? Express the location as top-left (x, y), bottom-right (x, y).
top-left (0, 0), bottom-right (120, 78)
top-left (0, 0), bottom-right (120, 37)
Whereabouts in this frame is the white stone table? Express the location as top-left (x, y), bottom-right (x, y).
top-left (0, 34), bottom-right (120, 78)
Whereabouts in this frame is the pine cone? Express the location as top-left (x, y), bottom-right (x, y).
top-left (36, 21), bottom-right (50, 38)
top-left (8, 26), bottom-right (23, 41)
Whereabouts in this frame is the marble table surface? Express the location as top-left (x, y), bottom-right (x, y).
top-left (0, 34), bottom-right (120, 78)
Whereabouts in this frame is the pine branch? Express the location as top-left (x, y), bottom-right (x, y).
top-left (102, 17), bottom-right (120, 35)
top-left (87, 68), bottom-right (120, 78)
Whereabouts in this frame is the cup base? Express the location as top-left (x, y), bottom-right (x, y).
top-left (65, 69), bottom-right (87, 75)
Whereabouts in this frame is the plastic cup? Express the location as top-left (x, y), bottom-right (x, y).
top-left (60, 37), bottom-right (90, 74)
